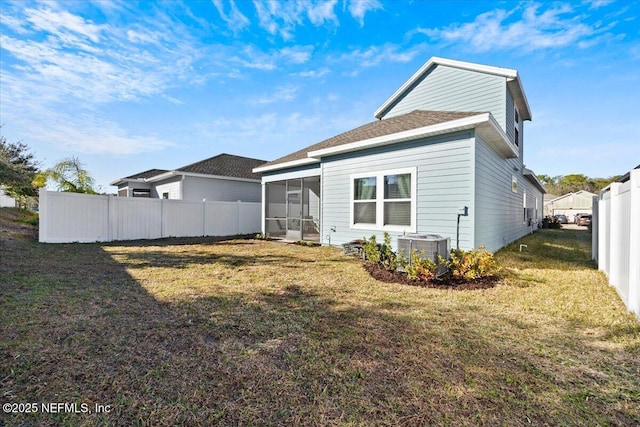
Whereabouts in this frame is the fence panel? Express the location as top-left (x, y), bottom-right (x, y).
top-left (39, 190), bottom-right (261, 243)
top-left (596, 169), bottom-right (639, 321)
top-left (39, 191), bottom-right (109, 243)
top-left (163, 200), bottom-right (205, 237)
top-left (111, 197), bottom-right (162, 241)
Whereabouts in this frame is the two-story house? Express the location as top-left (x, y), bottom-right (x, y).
top-left (253, 57), bottom-right (545, 252)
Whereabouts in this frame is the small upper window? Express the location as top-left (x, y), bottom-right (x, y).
top-left (515, 108), bottom-right (519, 124)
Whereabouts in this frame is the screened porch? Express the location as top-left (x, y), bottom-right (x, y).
top-left (264, 176), bottom-right (321, 242)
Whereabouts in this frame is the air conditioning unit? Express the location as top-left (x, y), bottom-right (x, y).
top-left (397, 234), bottom-right (450, 277)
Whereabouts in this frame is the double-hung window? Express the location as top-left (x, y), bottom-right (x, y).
top-left (351, 167), bottom-right (416, 232)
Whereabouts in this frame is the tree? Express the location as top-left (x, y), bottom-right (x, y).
top-left (0, 136), bottom-right (40, 198)
top-left (557, 174), bottom-right (591, 194)
top-left (35, 156), bottom-right (97, 194)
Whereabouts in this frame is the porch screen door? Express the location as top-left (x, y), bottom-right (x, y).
top-left (286, 190), bottom-right (302, 240)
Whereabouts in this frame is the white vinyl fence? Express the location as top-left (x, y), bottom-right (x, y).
top-left (39, 189), bottom-right (261, 243)
top-left (593, 169), bottom-right (639, 320)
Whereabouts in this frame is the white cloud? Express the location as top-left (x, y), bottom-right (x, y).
top-left (586, 0), bottom-right (615, 9)
top-left (347, 0), bottom-right (383, 26)
top-left (212, 0), bottom-right (250, 33)
top-left (416, 3), bottom-right (609, 52)
top-left (252, 0), bottom-right (341, 39)
top-left (250, 86), bottom-right (299, 104)
top-left (339, 43), bottom-right (424, 67)
top-left (297, 68), bottom-right (331, 78)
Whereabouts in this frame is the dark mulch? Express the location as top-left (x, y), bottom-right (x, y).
top-left (363, 262), bottom-right (498, 290)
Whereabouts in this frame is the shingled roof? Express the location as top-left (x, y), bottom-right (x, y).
top-left (259, 110), bottom-right (481, 169)
top-left (124, 169), bottom-right (168, 180)
top-left (177, 153), bottom-right (266, 180)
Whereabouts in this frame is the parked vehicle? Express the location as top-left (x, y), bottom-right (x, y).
top-left (554, 214), bottom-right (568, 224)
top-left (574, 213), bottom-right (589, 224)
top-left (577, 214), bottom-right (592, 226)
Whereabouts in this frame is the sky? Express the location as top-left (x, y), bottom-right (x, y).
top-left (1, 0), bottom-right (639, 193)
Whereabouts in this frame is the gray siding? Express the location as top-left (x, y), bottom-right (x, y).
top-left (182, 176), bottom-right (261, 202)
top-left (474, 134), bottom-right (540, 252)
top-left (321, 132), bottom-right (475, 250)
top-left (384, 65), bottom-right (508, 132)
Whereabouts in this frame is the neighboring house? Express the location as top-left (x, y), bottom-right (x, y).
top-left (111, 153), bottom-right (266, 203)
top-left (254, 57), bottom-right (545, 252)
top-left (544, 190), bottom-right (597, 222)
top-left (0, 188), bottom-right (16, 207)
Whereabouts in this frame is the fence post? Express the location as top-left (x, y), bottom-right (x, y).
top-left (38, 189), bottom-right (47, 243)
top-left (608, 183), bottom-right (622, 290)
top-left (629, 170), bottom-right (640, 319)
top-left (202, 199), bottom-right (206, 237)
top-left (237, 200), bottom-right (242, 235)
top-left (592, 196), bottom-right (598, 261)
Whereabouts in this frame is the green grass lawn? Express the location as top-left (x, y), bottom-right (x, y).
top-left (1, 219), bottom-right (639, 426)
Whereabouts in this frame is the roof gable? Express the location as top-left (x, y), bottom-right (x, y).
top-left (374, 57), bottom-right (531, 122)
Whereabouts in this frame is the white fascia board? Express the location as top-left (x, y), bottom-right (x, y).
top-left (144, 171), bottom-right (177, 183)
top-left (523, 168), bottom-right (547, 194)
top-left (308, 113), bottom-right (508, 159)
top-left (475, 114), bottom-right (519, 159)
top-left (178, 171), bottom-right (261, 183)
top-left (374, 57), bottom-right (519, 119)
top-left (146, 170), bottom-right (261, 183)
top-left (252, 157), bottom-right (320, 173)
top-left (507, 78), bottom-right (532, 121)
top-left (109, 178), bottom-right (146, 186)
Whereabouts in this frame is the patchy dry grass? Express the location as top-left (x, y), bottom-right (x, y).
top-left (1, 220), bottom-right (639, 426)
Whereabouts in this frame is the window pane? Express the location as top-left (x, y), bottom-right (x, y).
top-left (354, 177), bottom-right (376, 200)
top-left (384, 201), bottom-right (410, 226)
top-left (384, 174), bottom-right (411, 199)
top-left (354, 202), bottom-right (376, 224)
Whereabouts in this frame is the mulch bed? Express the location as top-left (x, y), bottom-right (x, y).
top-left (363, 262), bottom-right (498, 290)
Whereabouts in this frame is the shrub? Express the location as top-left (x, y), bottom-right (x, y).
top-left (405, 250), bottom-right (438, 282)
top-left (443, 246), bottom-right (499, 280)
top-left (363, 232), bottom-right (401, 272)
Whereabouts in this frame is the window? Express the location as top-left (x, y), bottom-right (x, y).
top-left (384, 174), bottom-right (412, 226)
top-left (353, 177), bottom-right (377, 224)
top-left (515, 108), bottom-right (519, 124)
top-left (351, 167), bottom-right (416, 231)
top-left (132, 189), bottom-right (150, 198)
top-left (515, 128), bottom-right (519, 147)
top-left (162, 192), bottom-right (169, 199)
top-left (523, 192), bottom-right (527, 224)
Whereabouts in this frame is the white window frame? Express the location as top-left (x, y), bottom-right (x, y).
top-left (349, 167), bottom-right (417, 233)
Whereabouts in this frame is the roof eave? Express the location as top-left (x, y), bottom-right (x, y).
top-left (475, 115), bottom-right (519, 159)
top-left (523, 168), bottom-right (547, 194)
top-left (109, 178), bottom-right (147, 186)
top-left (146, 170), bottom-right (261, 183)
top-left (507, 78), bottom-right (532, 121)
top-left (309, 113), bottom-right (518, 160)
top-left (253, 157), bottom-right (320, 174)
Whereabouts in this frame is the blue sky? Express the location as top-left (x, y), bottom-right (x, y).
top-left (1, 0), bottom-right (638, 192)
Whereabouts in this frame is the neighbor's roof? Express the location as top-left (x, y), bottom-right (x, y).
top-left (111, 154), bottom-right (267, 187)
top-left (255, 110), bottom-right (482, 172)
top-left (374, 57), bottom-right (532, 122)
top-left (124, 169), bottom-right (168, 180)
top-left (176, 153), bottom-right (266, 180)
